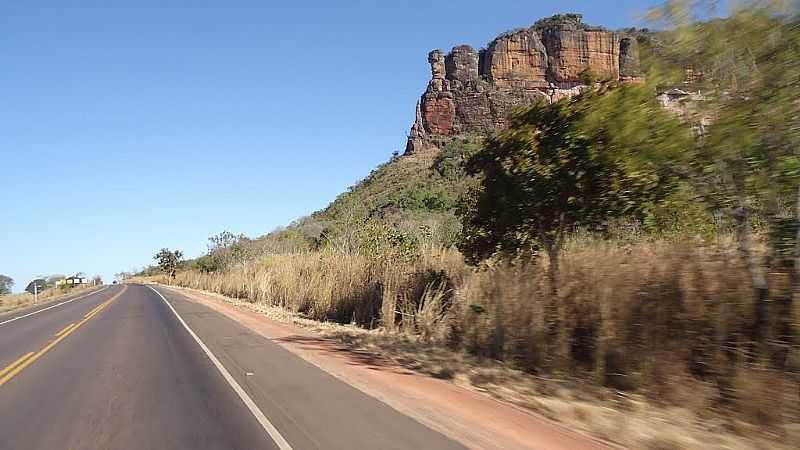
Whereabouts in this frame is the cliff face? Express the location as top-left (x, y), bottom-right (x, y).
top-left (406, 14), bottom-right (643, 153)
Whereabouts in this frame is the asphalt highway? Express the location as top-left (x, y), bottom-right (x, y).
top-left (0, 284), bottom-right (467, 450)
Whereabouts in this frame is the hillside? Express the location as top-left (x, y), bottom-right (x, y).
top-left (312, 135), bottom-right (481, 245)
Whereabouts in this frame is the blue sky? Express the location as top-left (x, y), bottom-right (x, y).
top-left (1, 0), bottom-right (658, 291)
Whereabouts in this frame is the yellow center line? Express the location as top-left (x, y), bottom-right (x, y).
top-left (84, 302), bottom-right (105, 318)
top-left (54, 322), bottom-right (76, 337)
top-left (82, 296), bottom-right (116, 319)
top-left (0, 352), bottom-right (34, 379)
top-left (0, 286), bottom-right (128, 388)
top-left (85, 299), bottom-right (113, 320)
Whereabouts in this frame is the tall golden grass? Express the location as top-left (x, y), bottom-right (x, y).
top-left (156, 234), bottom-right (798, 427)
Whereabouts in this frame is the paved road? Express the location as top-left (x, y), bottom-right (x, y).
top-left (0, 284), bottom-right (467, 450)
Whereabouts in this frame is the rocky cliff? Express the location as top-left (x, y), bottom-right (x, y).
top-left (406, 14), bottom-right (643, 153)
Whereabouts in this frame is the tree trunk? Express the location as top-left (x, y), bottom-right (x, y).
top-left (546, 212), bottom-right (567, 296)
top-left (733, 206), bottom-right (769, 358)
top-left (542, 213), bottom-right (566, 369)
top-left (542, 240), bottom-right (560, 369)
top-left (546, 242), bottom-right (560, 296)
top-left (773, 183), bottom-right (800, 370)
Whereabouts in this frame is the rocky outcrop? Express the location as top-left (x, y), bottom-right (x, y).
top-left (543, 28), bottom-right (620, 84)
top-left (419, 50), bottom-right (456, 136)
top-left (446, 45), bottom-right (479, 83)
top-left (406, 14), bottom-right (643, 153)
top-left (484, 31), bottom-right (549, 89)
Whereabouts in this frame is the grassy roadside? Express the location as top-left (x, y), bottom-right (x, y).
top-left (0, 285), bottom-right (102, 315)
top-left (151, 282), bottom-right (796, 450)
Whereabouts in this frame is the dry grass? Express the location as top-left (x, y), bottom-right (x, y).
top-left (139, 233), bottom-right (800, 449)
top-left (162, 248), bottom-right (468, 329)
top-left (0, 284), bottom-right (99, 314)
top-left (161, 281), bottom-right (798, 450)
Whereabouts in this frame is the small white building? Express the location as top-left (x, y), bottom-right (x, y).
top-left (55, 276), bottom-right (88, 287)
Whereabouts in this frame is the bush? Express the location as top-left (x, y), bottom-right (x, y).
top-left (356, 220), bottom-right (420, 262)
top-left (396, 186), bottom-right (454, 211)
top-left (432, 136), bottom-right (482, 180)
top-left (193, 254), bottom-right (220, 273)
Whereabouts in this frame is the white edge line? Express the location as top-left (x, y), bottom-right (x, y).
top-left (148, 285), bottom-right (293, 450)
top-left (0, 286), bottom-right (109, 327)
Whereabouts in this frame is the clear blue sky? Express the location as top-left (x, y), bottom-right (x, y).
top-left (1, 0), bottom-right (657, 291)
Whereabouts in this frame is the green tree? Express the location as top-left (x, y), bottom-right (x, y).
top-left (0, 275), bottom-right (13, 295)
top-left (192, 254), bottom-right (219, 273)
top-left (25, 278), bottom-right (47, 295)
top-left (207, 231), bottom-right (250, 269)
top-left (208, 230), bottom-right (244, 252)
top-left (154, 248), bottom-right (184, 279)
top-left (457, 86), bottom-right (686, 275)
top-left (357, 220), bottom-right (419, 262)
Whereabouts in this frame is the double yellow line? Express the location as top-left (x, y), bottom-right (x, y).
top-left (0, 286), bottom-right (127, 387)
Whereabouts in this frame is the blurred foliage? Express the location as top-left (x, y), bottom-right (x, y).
top-left (457, 85), bottom-right (690, 263)
top-left (643, 1), bottom-right (800, 353)
top-left (643, 185), bottom-right (721, 236)
top-left (0, 275), bottom-right (13, 295)
top-left (458, 0), bottom-right (800, 269)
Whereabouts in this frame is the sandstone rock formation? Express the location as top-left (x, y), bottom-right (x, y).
top-left (406, 14), bottom-right (643, 153)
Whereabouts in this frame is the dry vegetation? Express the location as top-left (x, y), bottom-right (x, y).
top-left (142, 232), bottom-right (799, 450)
top-left (0, 284), bottom-right (100, 314)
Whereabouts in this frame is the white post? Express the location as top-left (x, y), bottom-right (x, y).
top-left (33, 282), bottom-right (38, 303)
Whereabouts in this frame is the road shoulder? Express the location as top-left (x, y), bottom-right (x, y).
top-left (158, 284), bottom-right (609, 450)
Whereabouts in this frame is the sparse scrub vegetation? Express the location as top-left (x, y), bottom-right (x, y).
top-left (0, 283), bottom-right (100, 314)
